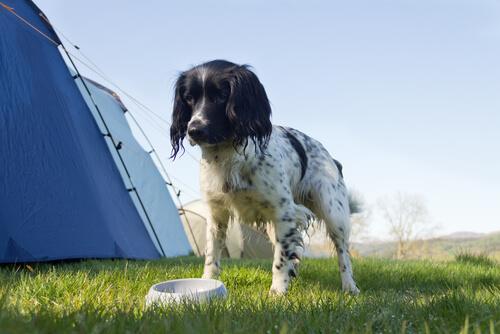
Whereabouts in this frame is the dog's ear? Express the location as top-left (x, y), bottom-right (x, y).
top-left (170, 74), bottom-right (191, 159)
top-left (226, 65), bottom-right (272, 153)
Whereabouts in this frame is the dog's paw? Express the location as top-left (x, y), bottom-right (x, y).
top-left (342, 282), bottom-right (360, 295)
top-left (268, 286), bottom-right (288, 296)
top-left (201, 267), bottom-right (220, 279)
top-left (201, 273), bottom-right (215, 279)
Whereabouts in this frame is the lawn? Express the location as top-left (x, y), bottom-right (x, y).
top-left (0, 256), bottom-right (498, 333)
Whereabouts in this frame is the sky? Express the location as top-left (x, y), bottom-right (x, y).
top-left (33, 0), bottom-right (500, 238)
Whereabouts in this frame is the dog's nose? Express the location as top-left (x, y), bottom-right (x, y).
top-left (187, 121), bottom-right (208, 142)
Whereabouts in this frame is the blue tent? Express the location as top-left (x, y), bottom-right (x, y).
top-left (0, 0), bottom-right (191, 262)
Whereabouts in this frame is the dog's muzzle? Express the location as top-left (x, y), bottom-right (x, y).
top-left (187, 119), bottom-right (209, 145)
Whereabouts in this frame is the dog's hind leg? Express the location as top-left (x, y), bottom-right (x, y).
top-left (309, 181), bottom-right (360, 295)
top-left (327, 220), bottom-right (360, 295)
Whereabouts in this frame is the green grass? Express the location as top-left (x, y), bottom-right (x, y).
top-left (1, 256), bottom-right (499, 333)
top-left (455, 252), bottom-right (497, 267)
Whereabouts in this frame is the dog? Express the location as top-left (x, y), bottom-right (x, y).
top-left (170, 60), bottom-right (359, 295)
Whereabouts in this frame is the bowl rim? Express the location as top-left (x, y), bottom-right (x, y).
top-left (149, 278), bottom-right (226, 297)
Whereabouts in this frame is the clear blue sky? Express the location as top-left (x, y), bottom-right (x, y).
top-left (35, 0), bottom-right (500, 237)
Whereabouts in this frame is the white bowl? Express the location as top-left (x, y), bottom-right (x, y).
top-left (145, 278), bottom-right (227, 307)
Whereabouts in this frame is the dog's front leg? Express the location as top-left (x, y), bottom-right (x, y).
top-left (202, 210), bottom-right (229, 279)
top-left (269, 216), bottom-right (303, 295)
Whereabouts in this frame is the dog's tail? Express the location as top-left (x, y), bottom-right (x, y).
top-left (348, 191), bottom-right (363, 215)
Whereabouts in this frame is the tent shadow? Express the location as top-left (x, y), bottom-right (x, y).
top-left (0, 256), bottom-right (206, 285)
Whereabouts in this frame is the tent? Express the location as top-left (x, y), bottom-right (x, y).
top-left (179, 199), bottom-right (345, 259)
top-left (0, 0), bottom-right (191, 263)
top-left (179, 200), bottom-right (274, 259)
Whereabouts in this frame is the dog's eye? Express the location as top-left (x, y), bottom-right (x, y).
top-left (214, 91), bottom-right (228, 104)
top-left (184, 94), bottom-right (194, 103)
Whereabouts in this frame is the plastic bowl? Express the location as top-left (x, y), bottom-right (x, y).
top-left (145, 278), bottom-right (227, 307)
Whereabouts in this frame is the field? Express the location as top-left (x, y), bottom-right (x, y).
top-left (0, 256), bottom-right (499, 333)
top-left (352, 232), bottom-right (500, 260)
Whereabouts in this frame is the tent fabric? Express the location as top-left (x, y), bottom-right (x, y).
top-left (75, 76), bottom-right (191, 257)
top-left (0, 0), bottom-right (190, 262)
top-left (180, 200), bottom-right (339, 259)
top-left (179, 200), bottom-right (274, 259)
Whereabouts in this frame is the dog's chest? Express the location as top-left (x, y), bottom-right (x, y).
top-left (200, 158), bottom-right (276, 224)
top-left (227, 189), bottom-right (275, 224)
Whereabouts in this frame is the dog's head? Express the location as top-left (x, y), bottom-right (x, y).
top-left (170, 60), bottom-right (272, 159)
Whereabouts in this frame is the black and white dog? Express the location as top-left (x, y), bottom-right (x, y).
top-left (170, 60), bottom-right (359, 295)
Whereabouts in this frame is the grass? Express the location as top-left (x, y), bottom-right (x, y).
top-left (455, 252), bottom-right (497, 267)
top-left (0, 256), bottom-right (499, 333)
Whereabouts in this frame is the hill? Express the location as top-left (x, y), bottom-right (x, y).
top-left (352, 231), bottom-right (500, 260)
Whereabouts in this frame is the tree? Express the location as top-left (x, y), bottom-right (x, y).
top-left (378, 192), bottom-right (430, 259)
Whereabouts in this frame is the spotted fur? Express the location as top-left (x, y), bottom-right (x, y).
top-left (170, 60), bottom-right (359, 295)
